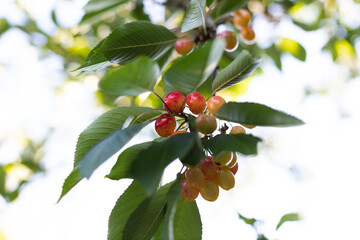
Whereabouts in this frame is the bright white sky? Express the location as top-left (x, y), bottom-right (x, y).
top-left (0, 0), bottom-right (360, 240)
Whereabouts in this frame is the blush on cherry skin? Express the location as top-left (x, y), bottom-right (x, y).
top-left (155, 113), bottom-right (176, 137)
top-left (164, 92), bottom-right (186, 114)
top-left (175, 39), bottom-right (194, 56)
top-left (186, 92), bottom-right (206, 114)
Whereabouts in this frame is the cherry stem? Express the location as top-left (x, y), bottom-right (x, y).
top-left (130, 108), bottom-right (167, 125)
top-left (176, 120), bottom-right (188, 131)
top-left (151, 91), bottom-right (175, 115)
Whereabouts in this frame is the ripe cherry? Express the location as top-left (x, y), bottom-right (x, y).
top-left (155, 113), bottom-right (176, 137)
top-left (241, 26), bottom-right (255, 41)
top-left (217, 30), bottom-right (238, 52)
top-left (213, 151), bottom-right (232, 167)
top-left (196, 114), bottom-right (217, 134)
top-left (175, 39), bottom-right (194, 56)
top-left (185, 167), bottom-right (205, 188)
top-left (186, 92), bottom-right (206, 114)
top-left (230, 126), bottom-right (246, 134)
top-left (207, 96), bottom-right (226, 115)
top-left (233, 9), bottom-right (251, 28)
top-left (164, 92), bottom-right (185, 113)
top-left (200, 180), bottom-right (219, 201)
top-left (216, 169), bottom-right (235, 190)
top-left (229, 162), bottom-right (238, 175)
top-left (198, 156), bottom-right (219, 180)
top-left (181, 180), bottom-right (199, 201)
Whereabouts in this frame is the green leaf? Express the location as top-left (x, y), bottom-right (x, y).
top-left (276, 212), bottom-right (301, 230)
top-left (130, 133), bottom-right (199, 194)
top-left (108, 181), bottom-right (148, 240)
top-left (57, 166), bottom-right (83, 202)
top-left (265, 44), bottom-right (282, 70)
top-left (76, 39), bottom-right (112, 73)
top-left (0, 166), bottom-right (6, 196)
top-left (238, 212), bottom-right (257, 226)
top-left (58, 107), bottom-right (162, 201)
top-left (79, 122), bottom-right (148, 178)
top-left (203, 134), bottom-right (261, 156)
top-left (163, 40), bottom-right (225, 95)
top-left (99, 57), bottom-right (160, 96)
top-left (213, 0), bottom-right (247, 19)
top-left (161, 178), bottom-right (181, 240)
top-left (157, 47), bottom-right (174, 72)
top-left (212, 50), bottom-right (261, 94)
top-left (0, 19), bottom-right (11, 36)
top-left (276, 38), bottom-right (306, 61)
top-left (181, 0), bottom-right (206, 33)
top-left (99, 21), bottom-right (178, 65)
top-left (80, 0), bottom-right (130, 24)
top-left (106, 141), bottom-right (159, 180)
top-left (216, 102), bottom-right (305, 127)
top-left (173, 199), bottom-right (202, 239)
top-left (123, 183), bottom-right (172, 240)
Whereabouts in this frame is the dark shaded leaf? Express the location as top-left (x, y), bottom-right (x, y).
top-left (130, 133), bottom-right (199, 194)
top-left (123, 183), bottom-right (172, 240)
top-left (213, 0), bottom-right (247, 19)
top-left (203, 134), bottom-right (261, 156)
top-left (212, 50), bottom-right (261, 94)
top-left (216, 102), bottom-right (304, 127)
top-left (181, 0), bottom-right (206, 33)
top-left (99, 56), bottom-right (160, 96)
top-left (108, 181), bottom-right (148, 240)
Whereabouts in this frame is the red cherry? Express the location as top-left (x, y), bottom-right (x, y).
top-left (175, 39), bottom-right (194, 56)
top-left (207, 96), bottom-right (226, 115)
top-left (229, 162), bottom-right (238, 175)
top-left (155, 113), bottom-right (176, 137)
top-left (181, 180), bottom-right (199, 201)
top-left (198, 156), bottom-right (219, 180)
top-left (186, 92), bottom-right (206, 114)
top-left (164, 92), bottom-right (186, 114)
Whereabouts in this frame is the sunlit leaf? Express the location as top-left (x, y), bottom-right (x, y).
top-left (276, 212), bottom-right (301, 230)
top-left (276, 38), bottom-right (306, 61)
top-left (238, 212), bottom-right (257, 226)
top-left (181, 0), bottom-right (206, 33)
top-left (212, 50), bottom-right (261, 94)
top-left (99, 57), bottom-right (160, 96)
top-left (216, 102), bottom-right (304, 127)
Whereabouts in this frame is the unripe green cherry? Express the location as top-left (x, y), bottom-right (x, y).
top-left (207, 96), bottom-right (226, 115)
top-left (185, 167), bottom-right (205, 188)
top-left (213, 151), bottom-right (232, 167)
top-left (196, 114), bottom-right (217, 134)
top-left (233, 9), bottom-right (251, 28)
top-left (200, 180), bottom-right (219, 201)
top-left (155, 113), bottom-right (176, 137)
top-left (175, 39), bottom-right (194, 56)
top-left (216, 169), bottom-right (235, 190)
top-left (230, 126), bottom-right (246, 134)
top-left (181, 180), bottom-right (199, 201)
top-left (164, 92), bottom-right (186, 113)
top-left (217, 30), bottom-right (238, 52)
top-left (186, 92), bottom-right (206, 114)
top-left (224, 152), bottom-right (237, 169)
top-left (241, 26), bottom-right (255, 41)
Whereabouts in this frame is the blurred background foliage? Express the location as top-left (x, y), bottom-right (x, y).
top-left (0, 0), bottom-right (359, 203)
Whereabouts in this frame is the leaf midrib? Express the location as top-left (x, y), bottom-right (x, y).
top-left (100, 39), bottom-right (177, 51)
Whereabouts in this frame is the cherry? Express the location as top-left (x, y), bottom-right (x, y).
top-left (216, 169), bottom-right (235, 190)
top-left (185, 167), bottom-right (205, 188)
top-left (229, 162), bottom-right (238, 175)
top-left (241, 26), bottom-right (255, 41)
top-left (180, 180), bottom-right (199, 201)
top-left (224, 152), bottom-right (237, 169)
top-left (217, 30), bottom-right (238, 52)
top-left (233, 9), bottom-right (251, 28)
top-left (155, 113), bottom-right (176, 137)
top-left (175, 39), bottom-right (194, 56)
top-left (200, 180), bottom-right (219, 201)
top-left (198, 156), bottom-right (219, 180)
top-left (242, 124), bottom-right (256, 129)
top-left (213, 151), bottom-right (232, 167)
top-left (164, 92), bottom-right (185, 113)
top-left (230, 126), bottom-right (246, 134)
top-left (186, 92), bottom-right (206, 114)
top-left (207, 96), bottom-right (226, 115)
top-left (196, 114), bottom-right (217, 134)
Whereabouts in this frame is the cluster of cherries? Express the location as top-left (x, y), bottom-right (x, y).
top-left (154, 91), bottom-right (251, 202)
top-left (174, 8), bottom-right (255, 56)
